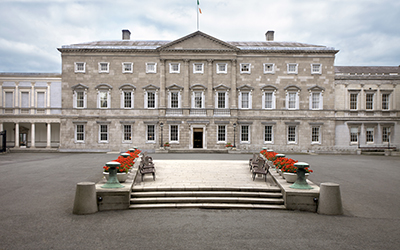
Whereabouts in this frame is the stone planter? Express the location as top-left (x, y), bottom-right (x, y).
top-left (103, 172), bottom-right (128, 183)
top-left (283, 172), bottom-right (310, 183)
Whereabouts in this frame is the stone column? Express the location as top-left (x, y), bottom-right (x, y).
top-left (46, 123), bottom-right (51, 148)
top-left (159, 59), bottom-right (166, 108)
top-left (31, 123), bottom-right (36, 148)
top-left (15, 123), bottom-right (19, 148)
top-left (207, 59), bottom-right (214, 108)
top-left (0, 122), bottom-right (3, 132)
top-left (183, 59), bottom-right (190, 108)
top-left (231, 59), bottom-right (237, 108)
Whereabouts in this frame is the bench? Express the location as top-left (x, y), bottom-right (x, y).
top-left (139, 154), bottom-right (156, 181)
top-left (360, 146), bottom-right (396, 152)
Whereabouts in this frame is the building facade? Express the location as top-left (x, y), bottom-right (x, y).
top-left (1, 30), bottom-right (399, 153)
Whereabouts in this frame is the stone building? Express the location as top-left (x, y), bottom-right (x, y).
top-left (1, 30), bottom-right (399, 153)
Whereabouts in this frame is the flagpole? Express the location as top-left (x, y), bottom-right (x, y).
top-left (197, 0), bottom-right (199, 30)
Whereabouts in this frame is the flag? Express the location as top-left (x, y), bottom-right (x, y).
top-left (197, 0), bottom-right (202, 14)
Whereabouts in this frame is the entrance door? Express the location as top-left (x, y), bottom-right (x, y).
top-left (193, 128), bottom-right (203, 148)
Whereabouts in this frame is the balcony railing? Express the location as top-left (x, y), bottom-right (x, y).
top-left (214, 109), bottom-right (230, 116)
top-left (190, 109), bottom-right (206, 116)
top-left (166, 108), bottom-right (183, 116)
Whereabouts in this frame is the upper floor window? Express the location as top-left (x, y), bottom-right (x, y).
top-left (143, 84), bottom-right (159, 109)
top-left (240, 63), bottom-right (251, 74)
top-left (76, 91), bottom-right (85, 108)
top-left (217, 92), bottom-right (226, 109)
top-left (382, 93), bottom-right (390, 110)
top-left (169, 91), bottom-right (181, 108)
top-left (36, 92), bottom-right (45, 109)
top-left (311, 64), bottom-right (322, 74)
top-left (169, 63), bottom-right (180, 73)
top-left (263, 92), bottom-right (276, 109)
top-left (5, 92), bottom-right (14, 108)
top-left (194, 91), bottom-right (203, 108)
top-left (96, 84), bottom-right (112, 109)
top-left (216, 63), bottom-right (227, 74)
top-left (287, 63), bottom-right (298, 74)
top-left (98, 62), bottom-right (109, 73)
top-left (193, 63), bottom-right (204, 74)
top-left (72, 83), bottom-right (88, 109)
top-left (284, 86), bottom-right (300, 110)
top-left (75, 62), bottom-right (86, 73)
top-left (190, 84), bottom-right (206, 109)
top-left (119, 84), bottom-right (136, 109)
top-left (146, 63), bottom-right (157, 73)
top-left (241, 92), bottom-right (250, 109)
top-left (308, 86), bottom-right (324, 110)
top-left (366, 93), bottom-right (374, 110)
top-left (264, 63), bottom-right (275, 74)
top-left (122, 62), bottom-right (133, 73)
top-left (238, 85), bottom-right (254, 109)
top-left (147, 92), bottom-right (156, 108)
top-left (350, 92), bottom-right (358, 110)
top-left (21, 91), bottom-right (30, 109)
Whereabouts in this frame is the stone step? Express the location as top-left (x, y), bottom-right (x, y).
top-left (132, 186), bottom-right (282, 193)
top-left (129, 203), bottom-right (286, 210)
top-left (131, 197), bottom-right (284, 205)
top-left (131, 191), bottom-right (283, 198)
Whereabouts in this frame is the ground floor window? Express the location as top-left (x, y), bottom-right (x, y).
top-left (366, 127), bottom-right (374, 143)
top-left (170, 125), bottom-right (179, 142)
top-left (147, 125), bottom-right (155, 142)
top-left (75, 124), bottom-right (85, 142)
top-left (287, 126), bottom-right (296, 143)
top-left (382, 127), bottom-right (390, 142)
top-left (217, 125), bottom-right (226, 142)
top-left (240, 125), bottom-right (249, 143)
top-left (99, 124), bottom-right (108, 143)
top-left (311, 126), bottom-right (320, 144)
top-left (123, 125), bottom-right (132, 142)
top-left (350, 127), bottom-right (358, 143)
top-left (264, 125), bottom-right (273, 143)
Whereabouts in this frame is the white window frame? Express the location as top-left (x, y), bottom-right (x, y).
top-left (168, 91), bottom-right (181, 109)
top-left (122, 62), bottom-right (133, 73)
top-left (215, 92), bottom-right (228, 109)
top-left (216, 63), bottom-right (227, 74)
top-left (169, 63), bottom-right (180, 74)
top-left (287, 125), bottom-right (297, 144)
top-left (99, 124), bottom-right (109, 143)
top-left (75, 91), bottom-right (86, 109)
top-left (382, 93), bottom-right (390, 110)
top-left (193, 63), bottom-right (204, 74)
top-left (310, 92), bottom-right (323, 110)
top-left (286, 91), bottom-right (299, 110)
top-left (239, 91), bottom-right (252, 109)
top-left (4, 91), bottom-right (14, 108)
top-left (75, 124), bottom-right (85, 143)
top-left (240, 125), bottom-right (250, 143)
top-left (169, 124), bottom-right (179, 143)
top-left (121, 90), bottom-right (134, 109)
top-left (74, 62), bottom-right (86, 73)
top-left (366, 93), bottom-right (374, 110)
top-left (311, 126), bottom-right (321, 144)
top-left (217, 125), bottom-right (227, 143)
top-left (366, 127), bottom-right (374, 143)
top-left (146, 124), bottom-right (156, 143)
top-left (350, 127), bottom-right (359, 144)
top-left (122, 124), bottom-right (132, 143)
top-left (311, 64), bottom-right (322, 74)
top-left (287, 63), bottom-right (298, 74)
top-left (240, 63), bottom-right (251, 74)
top-left (20, 91), bottom-right (30, 109)
top-left (264, 125), bottom-right (274, 144)
top-left (97, 90), bottom-right (110, 109)
top-left (192, 91), bottom-right (205, 109)
top-left (146, 63), bottom-right (157, 73)
top-left (382, 127), bottom-right (390, 143)
top-left (98, 62), bottom-right (109, 73)
top-left (263, 63), bottom-right (275, 74)
top-left (350, 92), bottom-right (359, 110)
top-left (262, 92), bottom-right (276, 109)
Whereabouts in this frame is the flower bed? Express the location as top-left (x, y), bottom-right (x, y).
top-left (103, 149), bottom-right (141, 173)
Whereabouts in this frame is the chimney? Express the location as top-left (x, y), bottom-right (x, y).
top-left (265, 30), bottom-right (274, 41)
top-left (122, 29), bottom-right (131, 40)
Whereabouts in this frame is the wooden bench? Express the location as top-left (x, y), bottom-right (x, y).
top-left (139, 154), bottom-right (156, 181)
top-left (251, 158), bottom-right (268, 182)
top-left (360, 146), bottom-right (396, 152)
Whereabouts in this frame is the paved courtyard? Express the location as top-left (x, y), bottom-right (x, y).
top-left (0, 152), bottom-right (399, 249)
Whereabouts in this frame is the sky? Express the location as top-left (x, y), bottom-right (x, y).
top-left (1, 0), bottom-right (400, 73)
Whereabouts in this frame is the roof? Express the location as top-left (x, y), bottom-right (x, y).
top-left (335, 66), bottom-right (400, 75)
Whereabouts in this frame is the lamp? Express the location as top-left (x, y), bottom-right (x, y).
top-left (160, 122), bottom-right (164, 148)
top-left (233, 123), bottom-right (236, 148)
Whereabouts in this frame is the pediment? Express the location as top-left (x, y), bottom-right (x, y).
top-left (237, 84), bottom-right (254, 91)
top-left (71, 83), bottom-right (89, 90)
top-left (159, 31), bottom-right (239, 52)
top-left (213, 84), bottom-right (231, 91)
top-left (307, 85), bottom-right (325, 92)
top-left (119, 83), bottom-right (136, 90)
top-left (143, 84), bottom-right (160, 90)
top-left (95, 83), bottom-right (113, 90)
top-left (260, 84), bottom-right (278, 91)
top-left (166, 84), bottom-right (184, 91)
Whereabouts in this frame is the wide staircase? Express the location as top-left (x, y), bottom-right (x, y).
top-left (130, 186), bottom-right (285, 209)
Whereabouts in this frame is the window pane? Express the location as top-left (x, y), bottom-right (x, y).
top-left (382, 127), bottom-right (390, 142)
top-left (76, 125), bottom-right (84, 141)
top-left (195, 92), bottom-right (202, 108)
top-left (218, 125), bottom-right (226, 142)
top-left (241, 125), bottom-right (249, 142)
top-left (288, 126), bottom-right (296, 142)
top-left (171, 92), bottom-right (179, 108)
top-left (288, 93), bottom-right (296, 109)
top-left (218, 92), bottom-right (225, 108)
top-left (170, 125), bottom-right (178, 141)
top-left (124, 92), bottom-right (132, 108)
top-left (312, 127), bottom-right (320, 142)
top-left (366, 93), bottom-right (374, 110)
top-left (382, 94), bottom-right (389, 110)
top-left (241, 93), bottom-right (249, 108)
top-left (124, 125), bottom-right (131, 141)
top-left (350, 93), bottom-right (358, 109)
top-left (77, 91), bottom-right (84, 108)
top-left (366, 128), bottom-right (374, 142)
top-left (147, 125), bottom-right (155, 141)
top-left (312, 93), bottom-right (320, 109)
top-left (147, 92), bottom-right (155, 108)
top-left (100, 92), bottom-right (108, 108)
top-left (265, 93), bottom-right (272, 109)
top-left (123, 63), bottom-right (132, 72)
top-left (100, 125), bottom-right (108, 141)
top-left (264, 125), bottom-right (272, 142)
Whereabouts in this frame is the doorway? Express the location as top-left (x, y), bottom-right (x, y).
top-left (193, 128), bottom-right (203, 148)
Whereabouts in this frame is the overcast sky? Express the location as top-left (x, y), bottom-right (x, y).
top-left (1, 0), bottom-right (399, 73)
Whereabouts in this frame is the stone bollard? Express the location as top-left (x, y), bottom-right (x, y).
top-left (73, 182), bottom-right (98, 215)
top-left (318, 182), bottom-right (343, 215)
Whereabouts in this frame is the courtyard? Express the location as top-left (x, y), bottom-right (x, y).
top-left (0, 152), bottom-right (399, 249)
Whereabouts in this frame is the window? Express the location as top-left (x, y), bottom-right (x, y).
top-left (37, 92), bottom-right (45, 109)
top-left (382, 93), bottom-right (390, 110)
top-left (170, 92), bottom-right (179, 108)
top-left (287, 63), bottom-right (298, 74)
top-left (310, 92), bottom-right (323, 110)
top-left (75, 124), bottom-right (85, 142)
top-left (147, 91), bottom-right (156, 109)
top-left (72, 84), bottom-right (88, 109)
top-left (217, 92), bottom-right (226, 109)
top-left (146, 63), bottom-right (157, 73)
top-left (194, 91), bottom-right (203, 108)
top-left (350, 93), bottom-right (358, 110)
top-left (264, 125), bottom-right (273, 143)
top-left (241, 125), bottom-right (249, 143)
top-left (240, 63), bottom-right (251, 74)
top-left (288, 92), bottom-right (298, 109)
top-left (122, 91), bottom-right (133, 109)
top-left (146, 125), bottom-right (155, 142)
top-left (122, 62), bottom-right (133, 73)
top-left (170, 125), bottom-right (179, 142)
top-left (350, 128), bottom-right (359, 143)
top-left (99, 124), bottom-right (108, 143)
top-left (217, 63), bottom-right (227, 74)
top-left (193, 63), bottom-right (204, 74)
top-left (98, 91), bottom-right (109, 109)
top-left (382, 127), bottom-right (390, 142)
top-left (366, 128), bottom-right (374, 143)
top-left (366, 93), bottom-right (374, 110)
top-left (263, 92), bottom-right (275, 109)
top-left (241, 92), bottom-right (250, 109)
top-left (98, 62), bottom-right (109, 73)
top-left (311, 64), bottom-right (321, 74)
top-left (217, 125), bottom-right (226, 142)
top-left (288, 126), bottom-right (297, 143)
top-left (21, 92), bottom-right (29, 108)
top-left (264, 63), bottom-right (275, 74)
top-left (75, 62), bottom-right (85, 73)
top-left (312, 126), bottom-right (320, 143)
top-left (169, 63), bottom-right (180, 73)
top-left (76, 91), bottom-right (85, 108)
top-left (5, 92), bottom-right (13, 108)
top-left (123, 125), bottom-right (132, 142)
